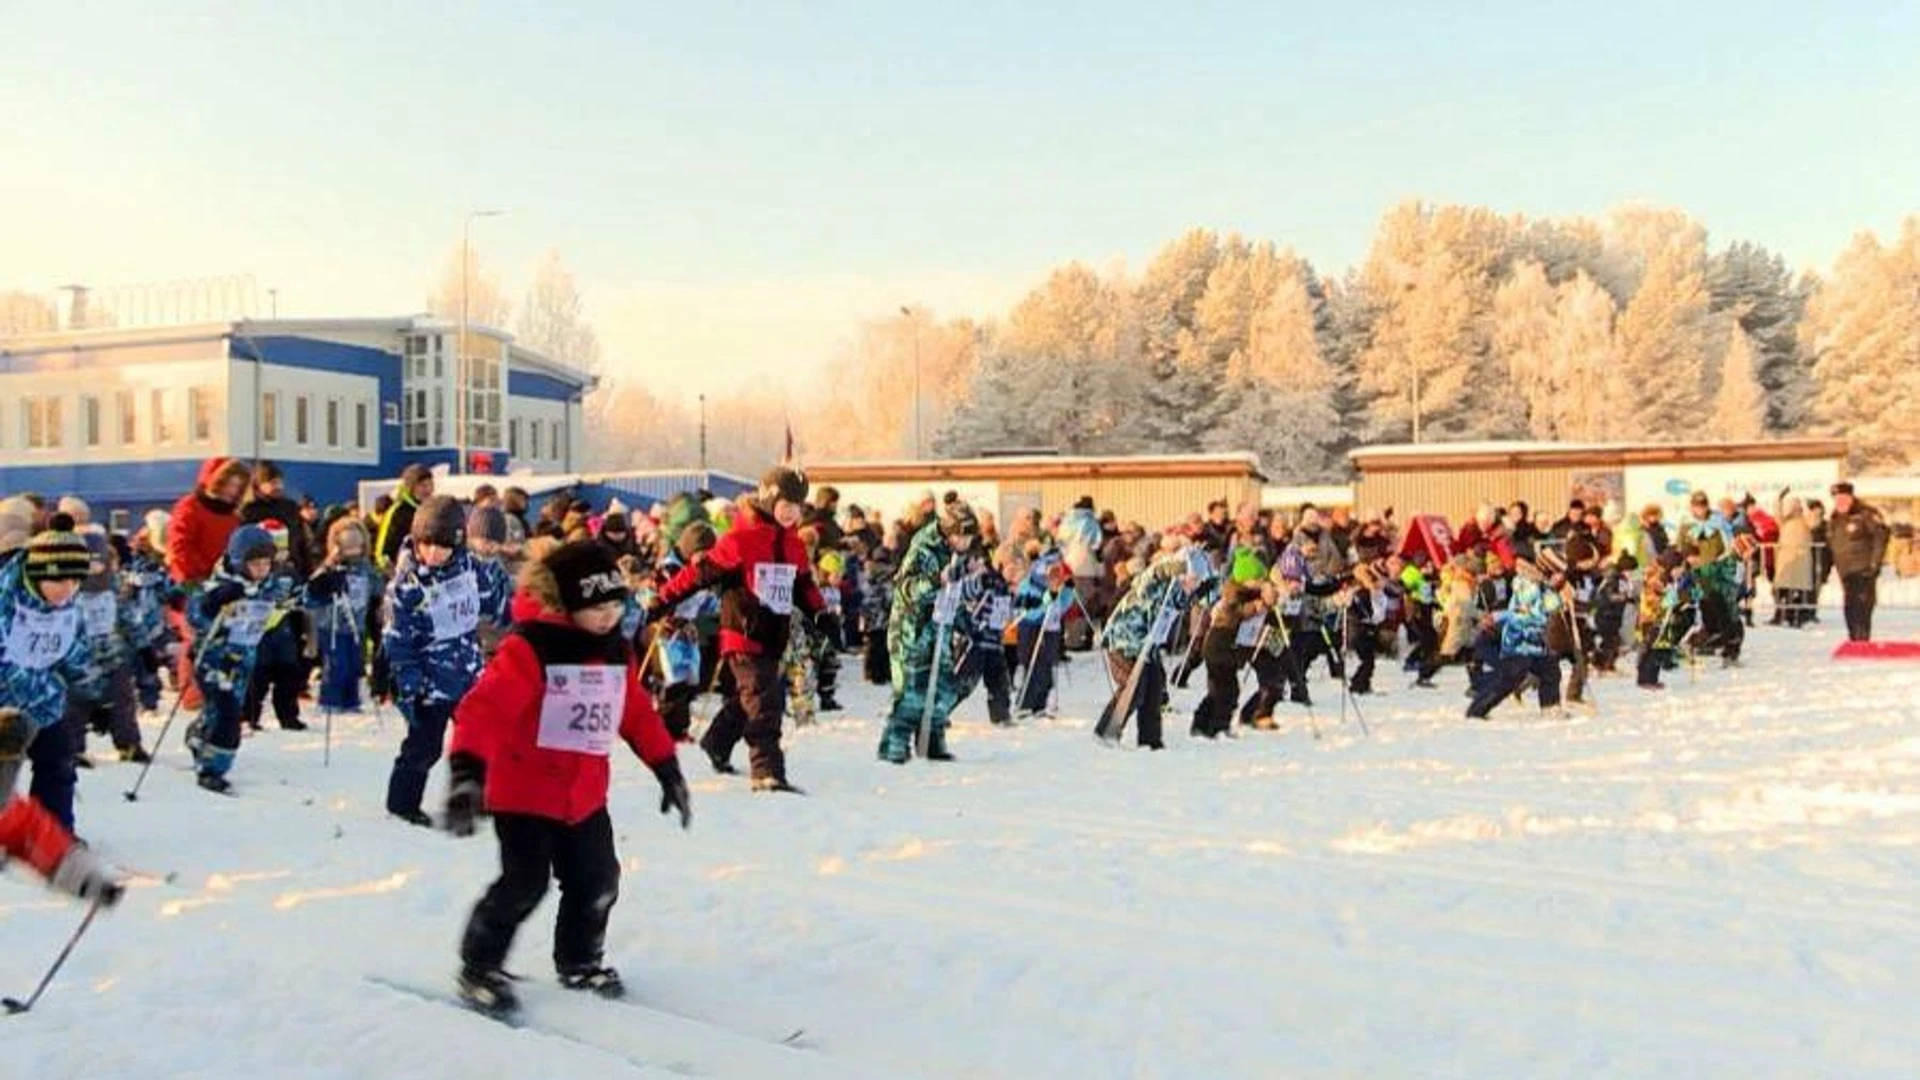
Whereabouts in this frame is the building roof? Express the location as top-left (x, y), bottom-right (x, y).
top-left (1, 314), bottom-right (595, 389)
top-left (1350, 439), bottom-right (1850, 472)
top-left (806, 453), bottom-right (1267, 483)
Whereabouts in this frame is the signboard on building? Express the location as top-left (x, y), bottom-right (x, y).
top-left (1624, 457), bottom-right (1841, 524)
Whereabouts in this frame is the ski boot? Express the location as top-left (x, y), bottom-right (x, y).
top-left (458, 967), bottom-right (521, 1017)
top-left (558, 965), bottom-right (626, 1000)
top-left (751, 776), bottom-right (807, 794)
top-left (391, 808), bottom-right (435, 829)
top-left (197, 772), bottom-right (232, 794)
top-left (818, 692), bottom-right (843, 713)
top-left (119, 746), bottom-right (152, 764)
top-left (700, 741), bottom-right (738, 776)
top-left (280, 717), bottom-right (310, 732)
top-left (924, 731), bottom-right (955, 762)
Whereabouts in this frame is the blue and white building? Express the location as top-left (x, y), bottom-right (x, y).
top-left (0, 316), bottom-right (594, 516)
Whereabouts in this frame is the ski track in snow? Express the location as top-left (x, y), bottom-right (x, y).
top-left (5, 614), bottom-right (1920, 1078)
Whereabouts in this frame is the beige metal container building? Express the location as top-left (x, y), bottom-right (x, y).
top-left (1350, 440), bottom-right (1850, 525)
top-left (804, 454), bottom-right (1267, 530)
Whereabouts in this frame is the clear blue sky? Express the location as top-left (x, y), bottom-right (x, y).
top-left (5, 1), bottom-right (1917, 400)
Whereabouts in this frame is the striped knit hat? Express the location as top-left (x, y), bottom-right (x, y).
top-left (23, 524), bottom-right (91, 583)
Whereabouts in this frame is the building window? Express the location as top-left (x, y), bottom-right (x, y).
top-left (261, 391), bottom-right (279, 443)
top-left (404, 388), bottom-right (431, 449)
top-left (462, 342), bottom-right (503, 450)
top-left (23, 397), bottom-right (62, 450)
top-left (81, 395), bottom-right (101, 448)
top-left (189, 387), bottom-right (213, 443)
top-left (432, 388), bottom-right (445, 445)
top-left (116, 390), bottom-right (136, 445)
top-left (325, 398), bottom-right (341, 448)
top-left (152, 389), bottom-right (174, 445)
top-left (508, 418), bottom-right (520, 457)
top-left (529, 420), bottom-right (543, 461)
top-left (355, 401), bottom-right (370, 450)
top-left (295, 395), bottom-right (310, 446)
top-left (551, 419), bottom-right (560, 462)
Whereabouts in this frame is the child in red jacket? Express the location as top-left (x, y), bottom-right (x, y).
top-left (444, 541), bottom-right (691, 1018)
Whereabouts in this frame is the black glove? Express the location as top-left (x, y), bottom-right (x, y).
top-left (641, 597), bottom-right (670, 626)
top-left (444, 752), bottom-right (486, 838)
top-left (652, 757), bottom-right (691, 829)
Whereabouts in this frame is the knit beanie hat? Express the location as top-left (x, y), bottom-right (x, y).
top-left (226, 525), bottom-right (276, 567)
top-left (466, 505), bottom-right (507, 545)
top-left (600, 512), bottom-right (629, 535)
top-left (545, 540), bottom-right (630, 612)
top-left (23, 523), bottom-right (91, 583)
top-left (260, 519), bottom-right (290, 553)
top-left (411, 495), bottom-right (467, 548)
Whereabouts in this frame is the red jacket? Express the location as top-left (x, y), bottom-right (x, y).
top-left (450, 600), bottom-right (676, 825)
top-left (167, 457), bottom-right (244, 586)
top-left (656, 504), bottom-right (825, 657)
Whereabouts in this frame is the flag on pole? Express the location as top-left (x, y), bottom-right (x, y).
top-left (783, 417), bottom-right (795, 465)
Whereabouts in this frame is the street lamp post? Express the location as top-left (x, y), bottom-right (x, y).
top-left (900, 305), bottom-right (922, 458)
top-left (459, 208), bottom-right (504, 474)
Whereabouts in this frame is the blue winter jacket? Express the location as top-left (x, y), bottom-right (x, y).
top-left (1103, 552), bottom-right (1204, 661)
top-left (121, 552), bottom-right (174, 653)
top-left (381, 541), bottom-right (512, 705)
top-left (71, 572), bottom-right (141, 701)
top-left (190, 559), bottom-right (292, 696)
top-left (1496, 577), bottom-right (1565, 658)
top-left (1057, 508), bottom-right (1103, 575)
top-left (306, 559), bottom-right (384, 640)
top-left (0, 552), bottom-right (91, 731)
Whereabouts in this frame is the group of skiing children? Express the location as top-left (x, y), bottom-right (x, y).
top-left (0, 468), bottom-right (1791, 1016)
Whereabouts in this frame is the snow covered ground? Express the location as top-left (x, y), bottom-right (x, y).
top-left (6, 606), bottom-right (1920, 1078)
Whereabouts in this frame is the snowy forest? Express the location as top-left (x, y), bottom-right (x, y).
top-left (7, 200), bottom-right (1912, 480)
top-left (585, 200), bottom-right (1918, 480)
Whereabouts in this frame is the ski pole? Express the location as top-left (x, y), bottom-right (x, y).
top-left (3, 892), bottom-right (107, 1015)
top-left (1337, 606), bottom-right (1369, 736)
top-left (126, 606), bottom-right (226, 802)
top-left (1069, 592), bottom-right (1116, 695)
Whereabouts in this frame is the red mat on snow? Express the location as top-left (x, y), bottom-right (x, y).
top-left (1832, 640), bottom-right (1920, 660)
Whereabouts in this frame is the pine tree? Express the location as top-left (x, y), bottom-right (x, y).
top-left (1805, 220), bottom-right (1920, 470)
top-left (1548, 272), bottom-right (1622, 441)
top-left (1614, 231), bottom-right (1713, 438)
top-left (1492, 260), bottom-right (1560, 437)
top-left (1707, 324), bottom-right (1767, 440)
top-left (1707, 241), bottom-right (1814, 433)
top-left (1133, 229), bottom-right (1223, 450)
top-left (1204, 258), bottom-right (1343, 479)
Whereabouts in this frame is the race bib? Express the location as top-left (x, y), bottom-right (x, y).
top-left (1282, 597), bottom-right (1304, 617)
top-left (821, 586), bottom-right (842, 612)
top-left (347, 576), bottom-right (371, 613)
top-left (536, 664), bottom-right (627, 756)
top-left (1235, 614), bottom-right (1265, 648)
top-left (985, 596), bottom-right (1013, 631)
top-left (933, 585), bottom-right (960, 627)
top-left (223, 600), bottom-right (272, 649)
top-left (1042, 601), bottom-right (1063, 633)
top-left (77, 592), bottom-right (117, 639)
top-left (753, 564), bottom-right (796, 616)
top-left (1149, 605), bottom-right (1179, 647)
top-left (426, 572), bottom-right (481, 642)
top-left (3, 605), bottom-right (79, 671)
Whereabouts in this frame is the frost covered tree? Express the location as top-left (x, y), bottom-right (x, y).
top-left (1352, 202), bottom-right (1525, 442)
top-left (1203, 258), bottom-right (1344, 480)
top-left (1803, 220), bottom-right (1920, 470)
top-left (1548, 273), bottom-right (1624, 441)
top-left (1707, 325), bottom-right (1767, 441)
top-left (1133, 229), bottom-right (1223, 450)
top-left (517, 250), bottom-right (601, 373)
top-left (937, 264), bottom-right (1139, 457)
top-left (1707, 241), bottom-right (1814, 433)
top-left (0, 291), bottom-right (56, 336)
top-left (1614, 230), bottom-right (1712, 438)
top-left (1492, 260), bottom-right (1560, 437)
top-left (427, 243), bottom-right (511, 328)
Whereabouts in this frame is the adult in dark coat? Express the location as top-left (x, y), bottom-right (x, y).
top-left (1827, 483), bottom-right (1890, 641)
